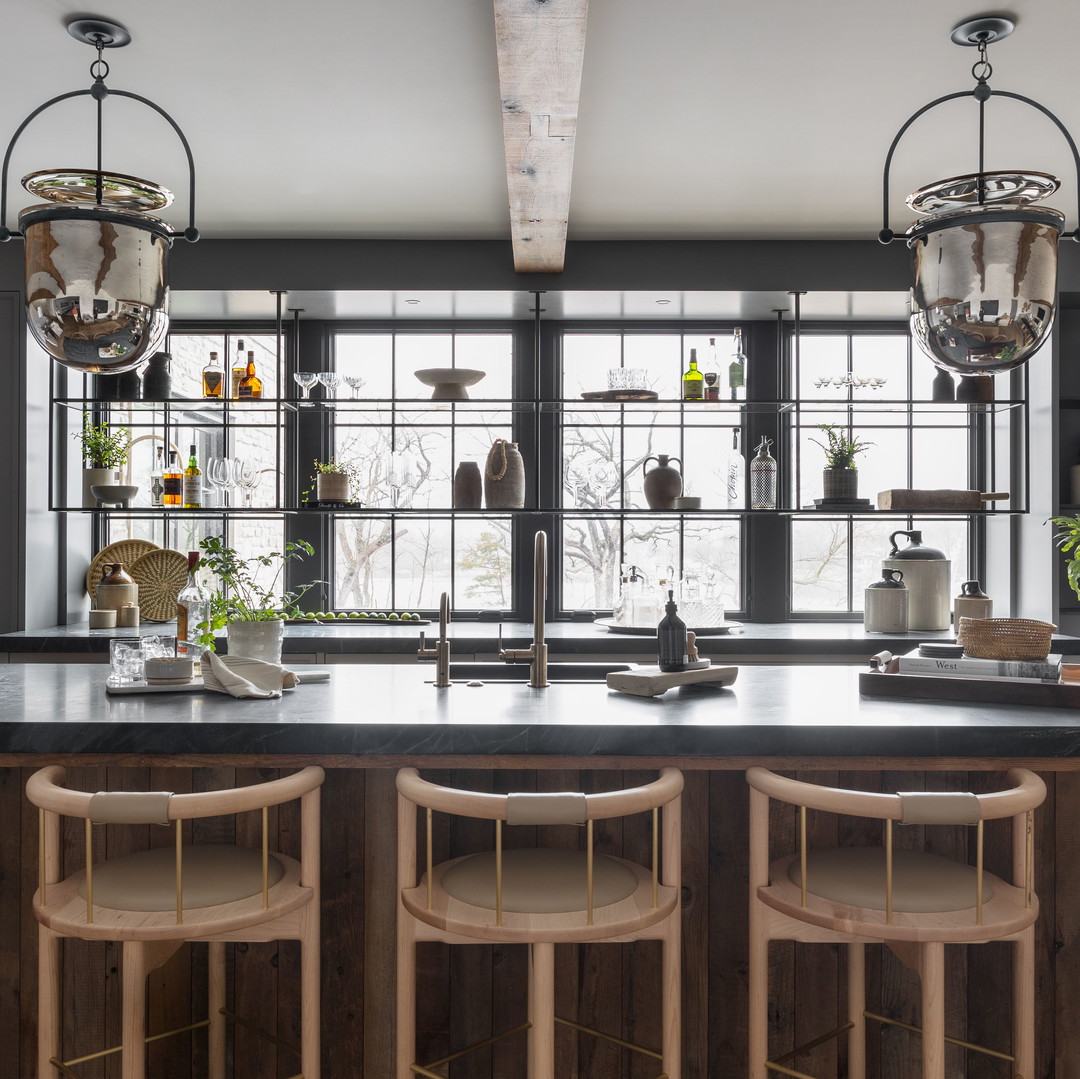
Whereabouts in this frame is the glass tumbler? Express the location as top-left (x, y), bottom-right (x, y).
top-left (109, 639), bottom-right (145, 684)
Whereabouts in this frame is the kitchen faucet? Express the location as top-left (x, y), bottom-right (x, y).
top-left (500, 530), bottom-right (548, 687)
top-left (416, 591), bottom-right (451, 686)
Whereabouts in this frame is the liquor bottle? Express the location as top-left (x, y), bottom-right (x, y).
top-left (150, 445), bottom-right (165, 508)
top-left (728, 327), bottom-right (747, 401)
top-left (750, 435), bottom-right (777, 510)
top-left (657, 589), bottom-right (688, 673)
top-left (202, 351), bottom-right (223, 398)
top-left (183, 444), bottom-right (202, 509)
top-left (682, 348), bottom-right (704, 400)
top-left (175, 551), bottom-right (208, 661)
top-left (230, 338), bottom-right (246, 398)
top-left (703, 337), bottom-right (721, 400)
top-left (238, 350), bottom-right (263, 399)
top-left (726, 428), bottom-right (745, 510)
top-left (162, 451), bottom-right (183, 507)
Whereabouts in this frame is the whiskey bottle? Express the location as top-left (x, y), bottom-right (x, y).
top-left (728, 327), bottom-right (747, 401)
top-left (202, 351), bottom-right (223, 398)
top-left (162, 451), bottom-right (183, 507)
top-left (657, 590), bottom-right (688, 672)
top-left (183, 444), bottom-right (202, 508)
top-left (682, 348), bottom-right (704, 400)
top-left (238, 351), bottom-right (263, 399)
top-left (230, 338), bottom-right (246, 399)
top-left (150, 446), bottom-right (165, 508)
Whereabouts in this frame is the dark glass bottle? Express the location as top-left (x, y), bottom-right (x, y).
top-left (657, 589), bottom-right (688, 672)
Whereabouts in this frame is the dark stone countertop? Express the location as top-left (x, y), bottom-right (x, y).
top-left (1, 662), bottom-right (1079, 761)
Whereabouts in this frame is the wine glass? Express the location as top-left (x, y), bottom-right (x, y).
top-left (316, 371), bottom-right (341, 399)
top-left (206, 456), bottom-right (232, 507)
top-left (344, 375), bottom-right (365, 400)
top-left (387, 450), bottom-right (417, 508)
top-left (589, 461), bottom-right (613, 509)
top-left (231, 458), bottom-right (258, 507)
top-left (293, 371), bottom-right (317, 399)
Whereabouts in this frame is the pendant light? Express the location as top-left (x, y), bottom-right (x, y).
top-left (0, 17), bottom-right (199, 375)
top-left (878, 16), bottom-right (1079, 382)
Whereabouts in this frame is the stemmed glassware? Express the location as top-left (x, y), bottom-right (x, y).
top-left (293, 371), bottom-right (318, 399)
top-left (232, 458), bottom-right (258, 507)
top-left (206, 456), bottom-right (232, 507)
top-left (344, 375), bottom-right (365, 399)
top-left (589, 461), bottom-right (614, 509)
top-left (316, 371), bottom-right (341, 399)
top-left (387, 449), bottom-right (417, 509)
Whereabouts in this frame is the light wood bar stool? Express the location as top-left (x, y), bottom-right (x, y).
top-left (746, 766), bottom-right (1046, 1079)
top-left (396, 766), bottom-right (683, 1079)
top-left (26, 765), bottom-right (324, 1079)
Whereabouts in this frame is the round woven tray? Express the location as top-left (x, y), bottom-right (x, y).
top-left (85, 539), bottom-right (159, 597)
top-left (128, 549), bottom-right (189, 623)
top-left (958, 616), bottom-right (1056, 661)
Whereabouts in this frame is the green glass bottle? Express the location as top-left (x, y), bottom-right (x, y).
top-left (682, 348), bottom-right (704, 400)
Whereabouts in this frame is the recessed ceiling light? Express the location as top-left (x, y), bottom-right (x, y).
top-left (655, 298), bottom-right (671, 305)
top-left (404, 298), bottom-right (421, 305)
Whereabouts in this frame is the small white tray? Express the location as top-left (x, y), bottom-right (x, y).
top-left (106, 678), bottom-right (204, 695)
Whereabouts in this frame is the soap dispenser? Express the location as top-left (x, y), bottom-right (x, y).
top-left (657, 590), bottom-right (688, 672)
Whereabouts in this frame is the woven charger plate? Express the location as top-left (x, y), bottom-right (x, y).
top-left (128, 549), bottom-right (189, 623)
top-left (85, 539), bottom-right (160, 597)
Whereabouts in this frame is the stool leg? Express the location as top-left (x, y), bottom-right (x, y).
top-left (846, 943), bottom-right (866, 1079)
top-left (919, 942), bottom-right (945, 1079)
top-left (300, 902), bottom-right (321, 1079)
top-left (37, 927), bottom-right (60, 1079)
top-left (662, 912), bottom-right (681, 1079)
top-left (748, 898), bottom-right (768, 1079)
top-left (396, 917), bottom-right (416, 1079)
top-left (1014, 927), bottom-right (1035, 1079)
top-left (207, 942), bottom-right (226, 1079)
top-left (528, 942), bottom-right (555, 1079)
top-left (121, 940), bottom-right (148, 1079)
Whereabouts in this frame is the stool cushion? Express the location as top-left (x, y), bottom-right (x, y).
top-left (76, 843), bottom-right (285, 912)
top-left (441, 848), bottom-right (638, 913)
top-left (787, 847), bottom-right (995, 913)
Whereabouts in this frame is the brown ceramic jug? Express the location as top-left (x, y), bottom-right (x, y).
top-left (643, 454), bottom-right (683, 510)
top-left (96, 562), bottom-right (139, 612)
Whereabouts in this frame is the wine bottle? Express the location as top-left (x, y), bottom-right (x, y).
top-left (230, 338), bottom-right (246, 399)
top-left (175, 551), bottom-right (208, 662)
top-left (726, 428), bottom-right (745, 510)
top-left (202, 351), bottom-right (223, 398)
top-left (150, 446), bottom-right (165, 508)
top-left (162, 451), bottom-right (183, 507)
top-left (657, 589), bottom-right (688, 673)
top-left (728, 327), bottom-right (747, 401)
top-left (183, 444), bottom-right (202, 509)
top-left (238, 350), bottom-right (263, 399)
top-left (682, 348), bottom-right (704, 401)
top-left (750, 436), bottom-right (777, 510)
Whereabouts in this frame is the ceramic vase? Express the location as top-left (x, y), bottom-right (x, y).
top-left (454, 461), bottom-right (482, 508)
top-left (643, 454), bottom-right (683, 510)
top-left (226, 619), bottom-right (285, 665)
top-left (484, 440), bottom-right (525, 508)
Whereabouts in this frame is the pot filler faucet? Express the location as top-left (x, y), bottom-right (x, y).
top-left (416, 591), bottom-right (451, 687)
top-left (499, 530), bottom-right (549, 688)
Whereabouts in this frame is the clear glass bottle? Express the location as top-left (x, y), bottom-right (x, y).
top-left (150, 445), bottom-right (165, 508)
top-left (657, 589), bottom-right (688, 672)
top-left (202, 351), bottom-right (223, 398)
top-left (726, 428), bottom-right (746, 509)
top-left (728, 327), bottom-right (747, 401)
top-left (162, 451), bottom-right (183, 507)
top-left (703, 337), bottom-right (721, 400)
top-left (230, 338), bottom-right (247, 399)
top-left (750, 435), bottom-right (777, 510)
top-left (238, 350), bottom-right (263, 399)
top-left (682, 348), bottom-right (704, 400)
top-left (183, 444), bottom-right (202, 508)
top-left (175, 551), bottom-right (208, 661)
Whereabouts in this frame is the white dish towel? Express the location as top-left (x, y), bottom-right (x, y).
top-left (201, 650), bottom-right (300, 699)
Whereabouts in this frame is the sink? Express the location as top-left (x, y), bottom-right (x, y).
top-left (444, 661), bottom-right (634, 683)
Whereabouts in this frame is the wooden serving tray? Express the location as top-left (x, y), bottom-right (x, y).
top-left (859, 667), bottom-right (1080, 708)
top-left (607, 664), bottom-right (739, 697)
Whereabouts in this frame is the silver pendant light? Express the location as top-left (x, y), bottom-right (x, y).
top-left (0, 17), bottom-right (199, 375)
top-left (878, 16), bottom-right (1080, 383)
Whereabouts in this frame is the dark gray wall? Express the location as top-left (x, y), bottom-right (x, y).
top-left (0, 293), bottom-right (23, 633)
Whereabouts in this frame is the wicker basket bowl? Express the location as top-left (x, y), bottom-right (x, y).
top-left (957, 617), bottom-right (1057, 661)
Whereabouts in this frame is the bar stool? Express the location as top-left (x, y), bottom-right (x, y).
top-left (395, 766), bottom-right (683, 1079)
top-left (26, 764), bottom-right (324, 1079)
top-left (746, 766), bottom-right (1046, 1079)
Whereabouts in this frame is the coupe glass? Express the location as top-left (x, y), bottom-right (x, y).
top-left (232, 458), bottom-right (258, 507)
top-left (344, 375), bottom-right (365, 399)
top-left (206, 456), bottom-right (232, 507)
top-left (316, 371), bottom-right (341, 399)
top-left (293, 371), bottom-right (318, 399)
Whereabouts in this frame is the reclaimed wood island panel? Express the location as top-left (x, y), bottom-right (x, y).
top-left (0, 663), bottom-right (1078, 1078)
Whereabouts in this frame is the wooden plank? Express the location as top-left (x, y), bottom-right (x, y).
top-left (706, 771), bottom-right (741, 1076)
top-left (493, 0), bottom-right (588, 273)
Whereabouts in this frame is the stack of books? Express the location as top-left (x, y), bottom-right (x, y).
top-left (896, 648), bottom-right (1062, 684)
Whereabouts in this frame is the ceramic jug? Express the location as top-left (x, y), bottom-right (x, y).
top-left (883, 530), bottom-right (951, 631)
top-left (96, 562), bottom-right (139, 613)
top-left (484, 439), bottom-right (525, 508)
top-left (864, 568), bottom-right (908, 633)
top-left (643, 454), bottom-right (683, 510)
top-left (954, 579), bottom-right (992, 624)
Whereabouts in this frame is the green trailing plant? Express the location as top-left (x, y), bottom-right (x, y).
top-left (196, 536), bottom-right (322, 646)
top-left (75, 418), bottom-right (129, 469)
top-left (810, 424), bottom-right (874, 470)
top-left (1050, 513), bottom-right (1080, 601)
top-left (302, 452), bottom-right (365, 504)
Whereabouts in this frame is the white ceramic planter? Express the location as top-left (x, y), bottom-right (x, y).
top-left (83, 467), bottom-right (119, 508)
top-left (226, 619), bottom-right (285, 665)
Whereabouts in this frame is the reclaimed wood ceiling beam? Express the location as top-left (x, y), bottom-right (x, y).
top-left (493, 0), bottom-right (588, 274)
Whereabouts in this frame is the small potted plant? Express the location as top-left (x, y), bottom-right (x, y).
top-left (197, 536), bottom-right (322, 664)
top-left (74, 418), bottom-right (129, 508)
top-left (810, 424), bottom-right (873, 501)
top-left (306, 455), bottom-right (363, 506)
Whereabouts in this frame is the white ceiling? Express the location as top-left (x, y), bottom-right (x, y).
top-left (4, 0), bottom-right (1080, 247)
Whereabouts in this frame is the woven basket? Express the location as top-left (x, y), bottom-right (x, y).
top-left (957, 617), bottom-right (1056, 661)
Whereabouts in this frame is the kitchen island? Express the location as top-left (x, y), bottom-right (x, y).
top-left (0, 662), bottom-right (1076, 1078)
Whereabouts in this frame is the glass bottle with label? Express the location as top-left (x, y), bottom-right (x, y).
top-left (183, 444), bottom-right (202, 508)
top-left (750, 436), bottom-right (777, 510)
top-left (162, 451), bottom-right (183, 507)
top-left (726, 428), bottom-right (746, 509)
top-left (728, 327), bottom-right (747, 401)
top-left (238, 351), bottom-right (263, 399)
top-left (682, 348), bottom-right (704, 400)
top-left (230, 338), bottom-right (247, 399)
top-left (657, 589), bottom-right (688, 672)
top-left (175, 551), bottom-right (208, 662)
top-left (202, 351), bottom-right (223, 398)
top-left (703, 337), bottom-right (721, 400)
top-left (150, 446), bottom-right (165, 508)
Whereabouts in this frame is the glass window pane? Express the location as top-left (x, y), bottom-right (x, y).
top-left (455, 518), bottom-right (512, 609)
top-left (791, 519), bottom-right (850, 611)
top-left (335, 335), bottom-right (393, 399)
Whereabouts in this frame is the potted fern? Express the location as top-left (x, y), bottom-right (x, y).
top-left (811, 424), bottom-right (873, 501)
top-left (74, 419), bottom-right (129, 508)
